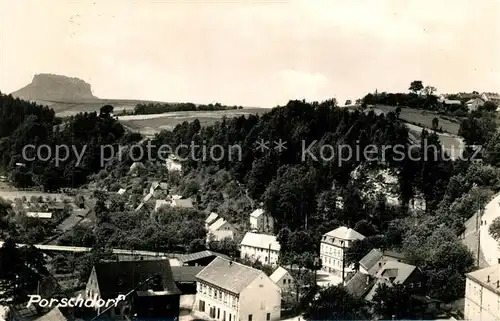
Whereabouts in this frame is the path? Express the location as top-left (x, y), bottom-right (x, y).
top-left (480, 193), bottom-right (500, 266)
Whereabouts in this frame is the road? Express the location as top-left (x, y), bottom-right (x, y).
top-left (479, 193), bottom-right (500, 266)
top-left (0, 241), bottom-right (182, 266)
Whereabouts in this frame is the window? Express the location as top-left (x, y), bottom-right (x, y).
top-left (248, 315), bottom-right (253, 321)
top-left (409, 283), bottom-right (414, 288)
top-left (267, 313), bottom-right (271, 321)
top-left (416, 282), bottom-right (421, 287)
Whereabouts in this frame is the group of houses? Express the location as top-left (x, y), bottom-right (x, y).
top-left (438, 92), bottom-right (500, 112)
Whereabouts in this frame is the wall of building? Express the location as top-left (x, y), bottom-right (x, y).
top-left (275, 273), bottom-right (294, 292)
top-left (195, 281), bottom-right (239, 321)
top-left (239, 274), bottom-right (281, 321)
top-left (320, 241), bottom-right (353, 274)
top-left (240, 245), bottom-right (279, 265)
top-left (465, 277), bottom-right (500, 321)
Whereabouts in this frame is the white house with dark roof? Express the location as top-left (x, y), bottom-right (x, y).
top-left (240, 232), bottom-right (280, 266)
top-left (195, 257), bottom-right (281, 321)
top-left (320, 226), bottom-right (365, 276)
top-left (249, 209), bottom-right (274, 233)
top-left (466, 98), bottom-right (485, 112)
top-left (269, 266), bottom-right (294, 293)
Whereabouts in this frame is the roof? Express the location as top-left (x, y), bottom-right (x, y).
top-left (117, 188), bottom-right (127, 195)
top-left (250, 208), bottom-right (265, 218)
top-left (324, 226), bottom-right (365, 241)
top-left (345, 272), bottom-right (376, 298)
top-left (143, 192), bottom-right (153, 203)
top-left (171, 266), bottom-right (204, 283)
top-left (129, 162), bottom-right (145, 171)
top-left (383, 250), bottom-right (406, 260)
top-left (466, 98), bottom-right (484, 104)
top-left (196, 257), bottom-right (264, 294)
top-left (270, 266), bottom-right (290, 283)
top-left (154, 200), bottom-right (170, 212)
top-left (93, 259), bottom-right (181, 300)
top-left (359, 249), bottom-right (383, 271)
top-left (172, 198), bottom-right (193, 208)
top-left (376, 261), bottom-right (417, 284)
top-left (159, 183), bottom-right (169, 190)
top-left (26, 212), bottom-right (53, 219)
top-left (206, 212), bottom-right (219, 225)
top-left (178, 250), bottom-right (230, 264)
top-left (466, 264), bottom-right (500, 296)
top-left (443, 99), bottom-right (462, 105)
top-left (34, 307), bottom-right (67, 321)
top-left (241, 232), bottom-right (280, 251)
top-left (208, 217), bottom-right (229, 232)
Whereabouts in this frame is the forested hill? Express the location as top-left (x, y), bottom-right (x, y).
top-left (150, 100), bottom-right (452, 226)
top-left (0, 92), bottom-right (130, 190)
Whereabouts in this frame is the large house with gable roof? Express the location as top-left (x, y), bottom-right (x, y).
top-left (195, 257), bottom-right (281, 321)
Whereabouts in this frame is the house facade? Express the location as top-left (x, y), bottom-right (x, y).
top-left (195, 257), bottom-right (281, 321)
top-left (465, 264), bottom-right (500, 321)
top-left (249, 209), bottom-right (274, 233)
top-left (269, 267), bottom-right (294, 293)
top-left (466, 98), bottom-right (485, 112)
top-left (320, 226), bottom-right (365, 277)
top-left (240, 232), bottom-right (280, 266)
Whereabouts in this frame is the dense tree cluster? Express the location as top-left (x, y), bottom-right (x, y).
top-left (0, 92), bottom-right (127, 190)
top-left (133, 102), bottom-right (241, 115)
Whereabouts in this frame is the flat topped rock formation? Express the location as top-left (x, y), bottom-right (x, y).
top-left (11, 73), bottom-right (98, 102)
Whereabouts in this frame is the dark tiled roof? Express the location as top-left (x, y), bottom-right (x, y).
top-left (196, 257), bottom-right (263, 294)
top-left (359, 249), bottom-right (383, 271)
top-left (171, 266), bottom-right (204, 282)
top-left (383, 250), bottom-right (406, 260)
top-left (178, 250), bottom-right (229, 263)
top-left (94, 259), bottom-right (181, 300)
top-left (345, 272), bottom-right (376, 298)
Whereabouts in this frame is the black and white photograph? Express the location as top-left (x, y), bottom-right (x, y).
top-left (0, 0), bottom-right (499, 320)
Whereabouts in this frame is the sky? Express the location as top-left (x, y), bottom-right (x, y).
top-left (0, 0), bottom-right (499, 107)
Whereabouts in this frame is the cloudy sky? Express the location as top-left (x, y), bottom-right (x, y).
top-left (0, 0), bottom-right (499, 107)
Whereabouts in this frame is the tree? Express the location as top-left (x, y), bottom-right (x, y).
top-left (432, 117), bottom-right (439, 131)
top-left (424, 86), bottom-right (437, 96)
top-left (345, 100), bottom-right (352, 106)
top-left (372, 283), bottom-right (415, 319)
top-left (303, 285), bottom-right (370, 320)
top-left (482, 101), bottom-right (498, 112)
top-left (489, 217), bottom-right (500, 240)
top-left (409, 81), bottom-right (424, 95)
top-left (99, 104), bottom-right (114, 116)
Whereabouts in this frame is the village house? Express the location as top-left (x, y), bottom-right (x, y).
top-left (320, 226), bottom-right (365, 277)
top-left (269, 266), bottom-right (295, 293)
top-left (85, 259), bottom-right (181, 320)
top-left (171, 197), bottom-right (194, 209)
top-left (240, 232), bottom-right (281, 266)
top-left (26, 212), bottom-right (53, 219)
top-left (177, 250), bottom-right (230, 267)
top-left (206, 212), bottom-right (220, 229)
top-left (154, 200), bottom-right (170, 212)
top-left (207, 217), bottom-right (236, 242)
top-left (465, 264), bottom-right (500, 321)
top-left (358, 248), bottom-right (406, 275)
top-left (195, 257), bottom-right (281, 321)
top-left (249, 209), bottom-right (274, 233)
top-left (466, 98), bottom-right (485, 112)
top-left (481, 92), bottom-right (500, 107)
top-left (166, 154), bottom-right (182, 172)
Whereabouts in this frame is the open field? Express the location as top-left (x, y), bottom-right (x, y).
top-left (118, 108), bottom-right (271, 135)
top-left (346, 105), bottom-right (461, 135)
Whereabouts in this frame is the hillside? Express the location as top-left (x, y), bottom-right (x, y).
top-left (11, 73), bottom-right (97, 102)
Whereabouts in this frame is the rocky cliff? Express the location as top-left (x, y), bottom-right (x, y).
top-left (11, 74), bottom-right (97, 101)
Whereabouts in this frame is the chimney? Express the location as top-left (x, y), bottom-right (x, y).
top-left (488, 275), bottom-right (490, 282)
top-left (497, 280), bottom-right (499, 288)
top-left (366, 275), bottom-right (370, 285)
top-left (229, 260), bottom-right (233, 266)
